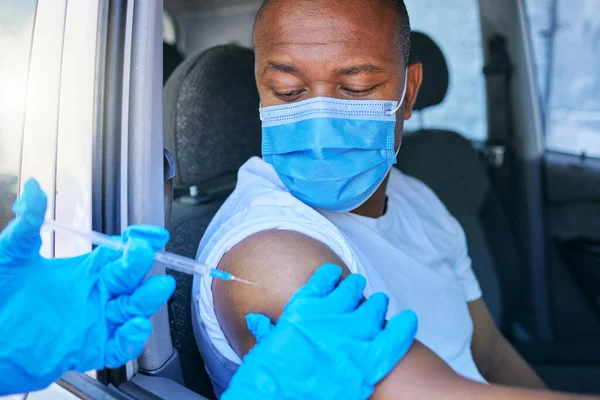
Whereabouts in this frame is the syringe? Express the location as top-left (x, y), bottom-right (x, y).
top-left (43, 219), bottom-right (261, 287)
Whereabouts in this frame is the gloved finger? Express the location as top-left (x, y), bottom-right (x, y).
top-left (320, 273), bottom-right (366, 313)
top-left (364, 310), bottom-right (418, 385)
top-left (122, 225), bottom-right (170, 251)
top-left (0, 179), bottom-right (46, 262)
top-left (100, 236), bottom-right (156, 297)
top-left (348, 292), bottom-right (389, 340)
top-left (85, 242), bottom-right (128, 274)
top-left (106, 275), bottom-right (176, 327)
top-left (245, 313), bottom-right (275, 343)
top-left (104, 317), bottom-right (153, 368)
top-left (289, 264), bottom-right (342, 303)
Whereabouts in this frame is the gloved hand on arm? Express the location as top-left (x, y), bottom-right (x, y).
top-left (222, 263), bottom-right (418, 400)
top-left (0, 179), bottom-right (176, 395)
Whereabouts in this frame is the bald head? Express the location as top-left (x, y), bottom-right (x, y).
top-left (254, 0), bottom-right (411, 63)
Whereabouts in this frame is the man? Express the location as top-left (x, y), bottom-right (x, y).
top-left (192, 0), bottom-right (596, 398)
top-left (0, 180), bottom-right (418, 398)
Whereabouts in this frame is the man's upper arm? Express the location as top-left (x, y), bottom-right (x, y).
top-left (213, 229), bottom-right (349, 356)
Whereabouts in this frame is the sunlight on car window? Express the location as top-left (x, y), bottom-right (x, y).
top-left (403, 0), bottom-right (488, 142)
top-left (526, 0), bottom-right (600, 157)
top-left (0, 0), bottom-right (37, 230)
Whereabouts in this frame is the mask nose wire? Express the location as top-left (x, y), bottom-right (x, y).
top-left (388, 69), bottom-right (409, 115)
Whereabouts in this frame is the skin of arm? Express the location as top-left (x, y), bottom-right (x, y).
top-left (213, 230), bottom-right (595, 400)
top-left (470, 299), bottom-right (547, 389)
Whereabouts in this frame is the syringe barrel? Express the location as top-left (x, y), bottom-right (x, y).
top-left (44, 219), bottom-right (125, 251)
top-left (43, 220), bottom-right (237, 280)
top-left (153, 251), bottom-right (210, 276)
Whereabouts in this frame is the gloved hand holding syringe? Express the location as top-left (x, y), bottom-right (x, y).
top-left (44, 219), bottom-right (261, 287)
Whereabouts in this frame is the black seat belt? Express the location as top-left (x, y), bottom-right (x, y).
top-left (483, 35), bottom-right (554, 341)
top-left (483, 34), bottom-right (514, 169)
top-left (482, 34), bottom-right (524, 333)
top-left (483, 34), bottom-right (517, 211)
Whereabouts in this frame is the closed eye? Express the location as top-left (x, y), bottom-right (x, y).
top-left (270, 88), bottom-right (307, 101)
top-left (340, 85), bottom-right (379, 96)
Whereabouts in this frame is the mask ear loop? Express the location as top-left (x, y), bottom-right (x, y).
top-left (391, 69), bottom-right (409, 157)
top-left (388, 69), bottom-right (409, 115)
top-left (395, 141), bottom-right (402, 157)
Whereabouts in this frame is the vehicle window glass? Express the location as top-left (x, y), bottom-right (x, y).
top-left (526, 0), bottom-right (600, 157)
top-left (403, 0), bottom-right (488, 141)
top-left (0, 0), bottom-right (37, 231)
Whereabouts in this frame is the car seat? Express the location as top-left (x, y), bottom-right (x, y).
top-left (163, 44), bottom-right (261, 399)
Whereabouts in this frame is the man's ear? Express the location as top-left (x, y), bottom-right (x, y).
top-left (403, 62), bottom-right (423, 121)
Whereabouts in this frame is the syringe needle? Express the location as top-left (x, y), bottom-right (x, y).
top-left (232, 276), bottom-right (262, 287)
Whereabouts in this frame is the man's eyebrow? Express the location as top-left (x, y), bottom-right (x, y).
top-left (334, 64), bottom-right (386, 75)
top-left (262, 61), bottom-right (299, 75)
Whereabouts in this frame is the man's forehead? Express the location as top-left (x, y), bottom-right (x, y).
top-left (254, 0), bottom-right (399, 55)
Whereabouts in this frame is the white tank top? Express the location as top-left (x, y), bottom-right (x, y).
top-left (192, 157), bottom-right (486, 395)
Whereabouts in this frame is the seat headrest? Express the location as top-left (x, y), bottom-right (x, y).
top-left (409, 31), bottom-right (449, 111)
top-left (164, 45), bottom-right (261, 190)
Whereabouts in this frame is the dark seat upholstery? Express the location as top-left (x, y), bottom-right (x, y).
top-left (164, 42), bottom-right (184, 86)
top-left (163, 45), bottom-right (261, 399)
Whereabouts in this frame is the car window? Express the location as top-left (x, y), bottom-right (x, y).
top-left (0, 0), bottom-right (37, 231)
top-left (526, 0), bottom-right (600, 158)
top-left (403, 0), bottom-right (488, 142)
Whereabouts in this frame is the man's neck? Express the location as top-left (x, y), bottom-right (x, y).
top-left (351, 174), bottom-right (390, 219)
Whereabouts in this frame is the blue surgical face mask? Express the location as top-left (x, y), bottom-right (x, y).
top-left (260, 73), bottom-right (408, 212)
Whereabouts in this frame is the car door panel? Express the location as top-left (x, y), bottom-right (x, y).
top-left (544, 151), bottom-right (600, 334)
top-left (546, 152), bottom-right (600, 240)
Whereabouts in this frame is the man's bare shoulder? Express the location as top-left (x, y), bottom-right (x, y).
top-left (213, 229), bottom-right (349, 356)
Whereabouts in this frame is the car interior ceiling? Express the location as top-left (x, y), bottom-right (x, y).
top-left (161, 7), bottom-right (600, 398)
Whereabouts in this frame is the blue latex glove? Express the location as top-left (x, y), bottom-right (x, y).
top-left (222, 264), bottom-right (418, 400)
top-left (0, 179), bottom-right (176, 395)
